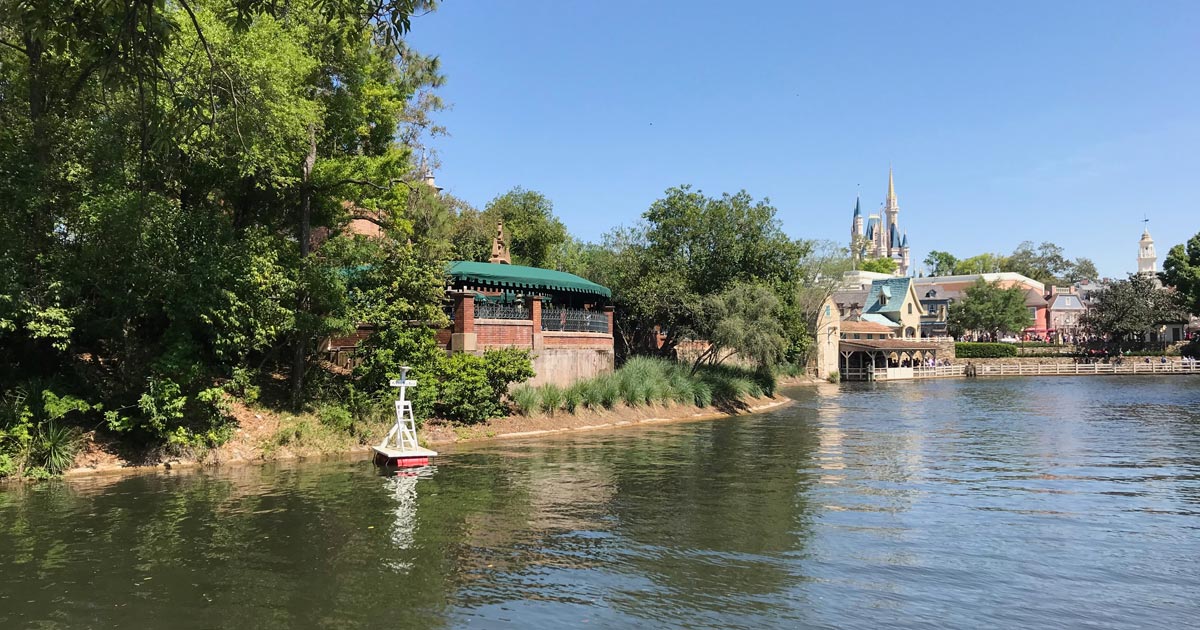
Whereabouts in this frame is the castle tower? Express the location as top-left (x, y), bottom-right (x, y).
top-left (1138, 227), bottom-right (1157, 276)
top-left (850, 196), bottom-right (863, 261)
top-left (900, 232), bottom-right (910, 276)
top-left (884, 167), bottom-right (899, 256)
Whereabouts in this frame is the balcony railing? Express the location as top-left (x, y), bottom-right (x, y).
top-left (474, 302), bottom-right (529, 320)
top-left (542, 307), bottom-right (608, 333)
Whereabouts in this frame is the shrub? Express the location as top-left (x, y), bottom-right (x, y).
top-left (691, 381), bottom-right (713, 407)
top-left (435, 353), bottom-right (498, 423)
top-left (955, 342), bottom-right (1018, 358)
top-left (564, 385), bottom-right (584, 414)
top-left (511, 385), bottom-right (540, 416)
top-left (30, 422), bottom-right (83, 475)
top-left (317, 404), bottom-right (354, 432)
top-left (539, 384), bottom-right (563, 415)
top-left (482, 349), bottom-right (536, 400)
top-left (826, 370), bottom-right (840, 383)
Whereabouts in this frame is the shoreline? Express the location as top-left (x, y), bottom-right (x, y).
top-left (46, 379), bottom-right (817, 482)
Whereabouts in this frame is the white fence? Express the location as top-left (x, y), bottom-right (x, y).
top-left (867, 360), bottom-right (1200, 381)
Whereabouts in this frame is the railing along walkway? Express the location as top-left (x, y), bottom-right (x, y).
top-left (873, 361), bottom-right (1200, 380)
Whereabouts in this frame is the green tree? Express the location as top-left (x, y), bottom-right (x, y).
top-left (587, 186), bottom-right (808, 363)
top-left (1161, 232), bottom-right (1200, 315)
top-left (0, 0), bottom-right (448, 452)
top-left (690, 283), bottom-right (786, 372)
top-left (859, 257), bottom-right (898, 274)
top-left (953, 253), bottom-right (1007, 275)
top-left (1081, 274), bottom-right (1189, 343)
top-left (483, 187), bottom-right (568, 268)
top-left (947, 280), bottom-right (1033, 338)
top-left (923, 250), bottom-right (958, 276)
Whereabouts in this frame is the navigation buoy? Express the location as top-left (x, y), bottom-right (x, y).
top-left (372, 367), bottom-right (437, 468)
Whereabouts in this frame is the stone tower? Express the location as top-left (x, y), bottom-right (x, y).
top-left (1138, 227), bottom-right (1156, 276)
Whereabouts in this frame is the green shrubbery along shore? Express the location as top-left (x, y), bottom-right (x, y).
top-left (509, 357), bottom-right (775, 418)
top-left (955, 343), bottom-right (1019, 358)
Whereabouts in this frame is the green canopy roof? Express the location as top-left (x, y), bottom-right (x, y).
top-left (447, 261), bottom-right (611, 298)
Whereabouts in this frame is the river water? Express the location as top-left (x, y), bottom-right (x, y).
top-left (2, 376), bottom-right (1199, 629)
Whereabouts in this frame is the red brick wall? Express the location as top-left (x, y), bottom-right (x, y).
top-left (476, 319), bottom-right (534, 347)
top-left (543, 331), bottom-right (613, 350)
top-left (434, 328), bottom-right (452, 349)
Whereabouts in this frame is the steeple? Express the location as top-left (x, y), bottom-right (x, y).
top-left (853, 196), bottom-right (861, 218)
top-left (887, 166), bottom-right (896, 206)
top-left (1138, 224), bottom-right (1156, 276)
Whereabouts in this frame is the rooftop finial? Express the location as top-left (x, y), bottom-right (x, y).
top-left (887, 165), bottom-right (896, 204)
top-left (489, 220), bottom-right (511, 265)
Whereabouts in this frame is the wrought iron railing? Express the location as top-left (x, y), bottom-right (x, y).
top-left (541, 307), bottom-right (608, 333)
top-left (474, 302), bottom-right (529, 320)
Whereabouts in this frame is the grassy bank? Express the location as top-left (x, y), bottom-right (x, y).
top-left (509, 357), bottom-right (776, 418)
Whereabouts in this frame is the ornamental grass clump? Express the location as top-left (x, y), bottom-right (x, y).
top-left (563, 384), bottom-right (584, 414)
top-left (511, 385), bottom-right (540, 416)
top-left (539, 384), bottom-right (564, 416)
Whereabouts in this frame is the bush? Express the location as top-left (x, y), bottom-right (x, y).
top-left (317, 404), bottom-right (354, 432)
top-left (435, 353), bottom-right (498, 423)
top-left (539, 384), bottom-right (563, 415)
top-left (827, 370), bottom-right (840, 383)
top-left (563, 384), bottom-right (584, 414)
top-left (511, 385), bottom-right (540, 416)
top-left (955, 342), bottom-right (1018, 358)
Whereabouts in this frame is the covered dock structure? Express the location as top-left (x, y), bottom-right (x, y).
top-left (839, 339), bottom-right (943, 381)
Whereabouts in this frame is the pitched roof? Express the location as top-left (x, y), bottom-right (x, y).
top-left (1024, 288), bottom-right (1048, 307)
top-left (831, 289), bottom-right (869, 307)
top-left (865, 278), bottom-right (915, 314)
top-left (840, 339), bottom-right (940, 352)
top-left (1048, 294), bottom-right (1086, 310)
top-left (861, 313), bottom-right (900, 327)
top-left (841, 319), bottom-right (895, 334)
top-left (447, 261), bottom-right (611, 298)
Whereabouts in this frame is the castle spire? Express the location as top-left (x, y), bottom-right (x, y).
top-left (853, 196), bottom-right (861, 218)
top-left (887, 166), bottom-right (895, 204)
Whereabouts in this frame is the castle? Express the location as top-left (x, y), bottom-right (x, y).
top-left (850, 168), bottom-right (910, 276)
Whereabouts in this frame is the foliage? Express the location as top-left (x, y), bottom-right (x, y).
top-left (826, 371), bottom-right (840, 384)
top-left (954, 342), bottom-right (1018, 358)
top-left (0, 0), bottom-right (448, 461)
top-left (582, 186), bottom-right (809, 363)
top-left (858, 258), bottom-right (898, 274)
top-left (923, 251), bottom-right (958, 276)
top-left (691, 283), bottom-right (786, 371)
top-left (510, 358), bottom-right (771, 417)
top-left (483, 188), bottom-right (568, 268)
top-left (788, 240), bottom-right (855, 364)
top-left (1080, 274), bottom-right (1189, 343)
top-left (947, 280), bottom-right (1033, 337)
top-left (0, 388), bottom-right (95, 478)
top-left (1160, 232), bottom-right (1200, 315)
top-left (945, 242), bottom-right (1096, 284)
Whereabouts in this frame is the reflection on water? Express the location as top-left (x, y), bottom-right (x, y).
top-left (2, 376), bottom-right (1199, 628)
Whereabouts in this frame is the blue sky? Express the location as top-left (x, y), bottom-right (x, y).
top-left (406, 1), bottom-right (1200, 278)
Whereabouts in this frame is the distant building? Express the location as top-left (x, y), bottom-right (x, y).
top-left (850, 168), bottom-right (910, 276)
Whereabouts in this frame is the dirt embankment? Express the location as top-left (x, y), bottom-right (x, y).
top-left (59, 379), bottom-right (816, 480)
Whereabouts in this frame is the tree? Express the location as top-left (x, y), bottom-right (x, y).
top-left (0, 0), bottom-right (448, 445)
top-left (947, 280), bottom-right (1033, 338)
top-left (587, 186), bottom-right (808, 363)
top-left (789, 241), bottom-right (854, 363)
top-left (690, 283), bottom-right (786, 372)
top-left (1161, 232), bottom-right (1200, 315)
top-left (1081, 274), bottom-right (1189, 343)
top-left (483, 187), bottom-right (568, 268)
top-left (1063, 257), bottom-right (1098, 283)
top-left (953, 253), bottom-right (1007, 275)
top-left (923, 251), bottom-right (958, 276)
top-left (859, 258), bottom-right (898, 274)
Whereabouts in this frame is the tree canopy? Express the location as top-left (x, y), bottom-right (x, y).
top-left (944, 242), bottom-right (1097, 284)
top-left (947, 280), bottom-right (1033, 338)
top-left (1161, 232), bottom-right (1200, 316)
top-left (922, 250), bottom-right (958, 276)
top-left (859, 257), bottom-right (898, 274)
top-left (1080, 274), bottom-right (1189, 342)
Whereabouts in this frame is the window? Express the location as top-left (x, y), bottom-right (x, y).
top-left (853, 333), bottom-right (860, 339)
top-left (866, 334), bottom-right (873, 339)
top-left (825, 305), bottom-right (831, 318)
top-left (908, 303), bottom-right (913, 315)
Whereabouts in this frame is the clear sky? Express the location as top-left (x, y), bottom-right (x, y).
top-left (405, 1), bottom-right (1200, 278)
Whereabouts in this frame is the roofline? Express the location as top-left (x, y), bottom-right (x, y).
top-left (912, 272), bottom-right (1044, 293)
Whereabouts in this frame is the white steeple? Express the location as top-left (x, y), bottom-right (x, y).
top-left (1138, 226), bottom-right (1156, 276)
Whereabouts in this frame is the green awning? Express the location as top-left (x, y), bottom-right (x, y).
top-left (447, 261), bottom-right (611, 298)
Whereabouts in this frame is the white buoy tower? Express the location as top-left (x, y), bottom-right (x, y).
top-left (372, 366), bottom-right (437, 467)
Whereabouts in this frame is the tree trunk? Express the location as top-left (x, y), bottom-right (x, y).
top-left (291, 125), bottom-right (317, 407)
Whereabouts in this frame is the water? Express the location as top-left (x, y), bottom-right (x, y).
top-left (2, 376), bottom-right (1199, 629)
